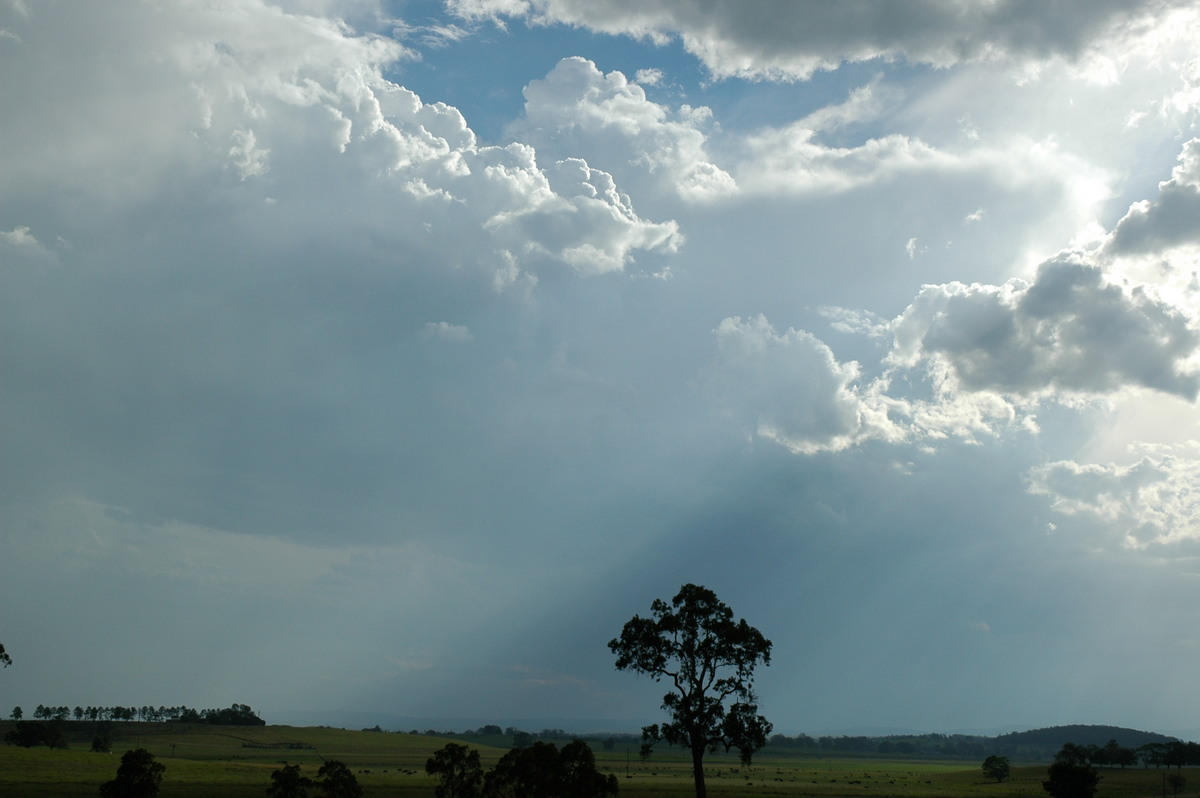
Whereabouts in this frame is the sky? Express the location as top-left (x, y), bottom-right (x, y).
top-left (3, 0), bottom-right (1200, 738)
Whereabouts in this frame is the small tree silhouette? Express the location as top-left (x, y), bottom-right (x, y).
top-left (267, 763), bottom-right (314, 798)
top-left (1042, 744), bottom-right (1100, 798)
top-left (427, 742), bottom-right (484, 798)
top-left (316, 760), bottom-right (362, 798)
top-left (99, 748), bottom-right (165, 798)
top-left (982, 755), bottom-right (1011, 783)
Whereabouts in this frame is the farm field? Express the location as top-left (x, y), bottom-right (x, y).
top-left (0, 722), bottom-right (1194, 798)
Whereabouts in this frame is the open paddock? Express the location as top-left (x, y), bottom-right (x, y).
top-left (0, 723), bottom-right (1194, 797)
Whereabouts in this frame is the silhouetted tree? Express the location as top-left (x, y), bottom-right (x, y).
top-left (427, 743), bottom-right (484, 798)
top-left (609, 583), bottom-right (771, 798)
top-left (315, 760), bottom-right (362, 798)
top-left (481, 740), bottom-right (616, 798)
top-left (4, 722), bottom-right (45, 747)
top-left (43, 718), bottom-right (69, 749)
top-left (560, 739), bottom-right (620, 798)
top-left (484, 742), bottom-right (560, 798)
top-left (10, 706), bottom-right (20, 721)
top-left (982, 755), bottom-right (1011, 782)
top-left (1139, 742), bottom-right (1166, 768)
top-left (1104, 739), bottom-right (1136, 768)
top-left (205, 703), bottom-right (265, 725)
top-left (266, 763), bottom-right (313, 798)
top-left (1043, 744), bottom-right (1101, 798)
top-left (99, 748), bottom-right (165, 798)
top-left (1162, 740), bottom-right (1200, 769)
top-left (0, 642), bottom-right (10, 667)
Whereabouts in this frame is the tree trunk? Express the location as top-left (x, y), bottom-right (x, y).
top-left (691, 745), bottom-right (706, 798)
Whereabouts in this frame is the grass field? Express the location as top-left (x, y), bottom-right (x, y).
top-left (0, 722), bottom-right (1194, 797)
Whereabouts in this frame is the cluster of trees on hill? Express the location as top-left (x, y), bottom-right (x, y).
top-left (3, 703), bottom-right (266, 749)
top-left (426, 740), bottom-right (618, 798)
top-left (11, 702), bottom-right (263, 725)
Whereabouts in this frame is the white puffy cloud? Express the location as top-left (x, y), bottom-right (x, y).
top-left (447, 0), bottom-right (1193, 80)
top-left (736, 110), bottom-right (955, 196)
top-left (889, 253), bottom-right (1200, 401)
top-left (0, 224), bottom-right (56, 262)
top-left (709, 314), bottom-right (902, 453)
top-left (0, 1), bottom-right (677, 281)
top-left (707, 312), bottom-right (1040, 454)
top-left (1028, 447), bottom-right (1200, 548)
top-left (735, 117), bottom-right (1107, 212)
top-left (422, 321), bottom-right (474, 342)
top-left (508, 57), bottom-right (735, 204)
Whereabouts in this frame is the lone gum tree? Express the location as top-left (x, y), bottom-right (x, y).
top-left (609, 584), bottom-right (772, 798)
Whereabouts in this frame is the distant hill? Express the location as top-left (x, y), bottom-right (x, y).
top-left (989, 725), bottom-right (1178, 759)
top-left (764, 723), bottom-right (1186, 762)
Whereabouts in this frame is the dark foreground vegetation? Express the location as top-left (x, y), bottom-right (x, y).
top-left (426, 739), bottom-right (617, 798)
top-left (3, 720), bottom-right (1200, 798)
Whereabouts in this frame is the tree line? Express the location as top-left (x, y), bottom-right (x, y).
top-left (11, 702), bottom-right (263, 725)
top-left (766, 732), bottom-right (988, 757)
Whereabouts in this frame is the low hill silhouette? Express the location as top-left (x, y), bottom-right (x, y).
top-left (990, 724), bottom-right (1177, 759)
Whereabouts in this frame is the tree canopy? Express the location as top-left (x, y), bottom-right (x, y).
top-left (609, 583), bottom-right (771, 798)
top-left (481, 740), bottom-right (617, 798)
top-left (99, 748), bottom-right (165, 798)
top-left (982, 755), bottom-right (1011, 782)
top-left (427, 742), bottom-right (484, 798)
top-left (315, 760), bottom-right (363, 798)
top-left (1043, 744), bottom-right (1102, 798)
top-left (429, 739), bottom-right (616, 798)
top-left (266, 763), bottom-right (313, 798)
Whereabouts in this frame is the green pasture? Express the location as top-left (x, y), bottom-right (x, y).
top-left (0, 722), bottom-right (1196, 797)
